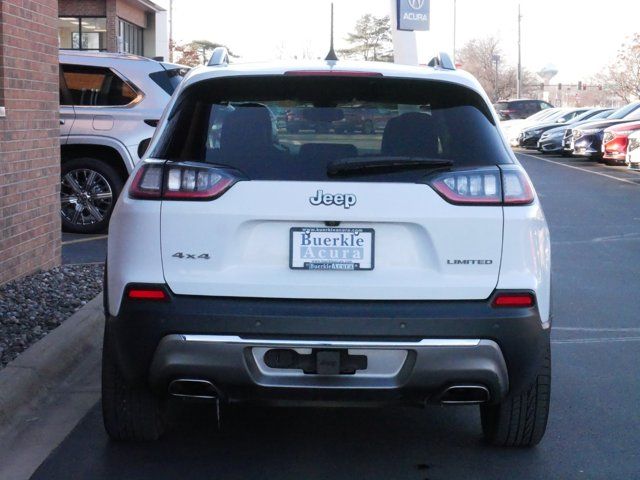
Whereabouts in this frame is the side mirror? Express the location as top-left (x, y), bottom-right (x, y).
top-left (138, 138), bottom-right (152, 159)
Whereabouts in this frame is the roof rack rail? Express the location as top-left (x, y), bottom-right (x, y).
top-left (427, 52), bottom-right (456, 70)
top-left (208, 47), bottom-right (229, 67)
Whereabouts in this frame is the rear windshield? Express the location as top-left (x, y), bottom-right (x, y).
top-left (149, 67), bottom-right (188, 96)
top-left (153, 76), bottom-right (512, 182)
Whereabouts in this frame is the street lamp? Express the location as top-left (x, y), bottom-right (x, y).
top-left (453, 0), bottom-right (457, 60)
top-left (492, 54), bottom-right (500, 101)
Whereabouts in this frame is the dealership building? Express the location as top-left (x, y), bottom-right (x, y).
top-left (0, 0), bottom-right (167, 284)
top-left (58, 0), bottom-right (168, 60)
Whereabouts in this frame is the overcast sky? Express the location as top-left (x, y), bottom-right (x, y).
top-left (156, 0), bottom-right (640, 83)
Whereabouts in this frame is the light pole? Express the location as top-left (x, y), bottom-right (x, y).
top-left (168, 0), bottom-right (173, 62)
top-left (453, 0), bottom-right (457, 60)
top-left (492, 54), bottom-right (500, 101)
top-left (517, 3), bottom-right (522, 98)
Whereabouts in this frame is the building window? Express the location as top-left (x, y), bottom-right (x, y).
top-left (118, 19), bottom-right (144, 56)
top-left (59, 17), bottom-right (107, 50)
top-left (60, 64), bottom-right (140, 107)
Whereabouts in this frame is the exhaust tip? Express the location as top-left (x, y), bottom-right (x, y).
top-left (168, 379), bottom-right (219, 399)
top-left (440, 385), bottom-right (490, 404)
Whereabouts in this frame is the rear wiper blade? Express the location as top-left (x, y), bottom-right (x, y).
top-left (327, 156), bottom-right (453, 176)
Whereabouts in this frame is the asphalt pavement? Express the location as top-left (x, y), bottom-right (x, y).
top-left (32, 152), bottom-right (640, 479)
top-left (62, 233), bottom-right (107, 265)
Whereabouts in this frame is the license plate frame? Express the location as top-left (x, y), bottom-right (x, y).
top-left (289, 227), bottom-right (375, 271)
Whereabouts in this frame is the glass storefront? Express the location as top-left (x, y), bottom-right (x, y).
top-left (118, 19), bottom-right (144, 55)
top-left (59, 17), bottom-right (107, 51)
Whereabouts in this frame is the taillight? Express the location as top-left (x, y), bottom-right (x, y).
top-left (429, 166), bottom-right (534, 206)
top-left (492, 292), bottom-right (535, 308)
top-left (127, 287), bottom-right (168, 301)
top-left (129, 161), bottom-right (241, 200)
top-left (501, 167), bottom-right (535, 205)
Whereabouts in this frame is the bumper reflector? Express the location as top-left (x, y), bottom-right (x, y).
top-left (127, 288), bottom-right (168, 301)
top-left (492, 293), bottom-right (535, 308)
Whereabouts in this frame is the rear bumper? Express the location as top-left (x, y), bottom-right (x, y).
top-left (106, 292), bottom-right (550, 405)
top-left (150, 335), bottom-right (508, 405)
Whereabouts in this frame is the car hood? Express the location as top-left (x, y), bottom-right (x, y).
top-left (523, 121), bottom-right (569, 133)
top-left (605, 120), bottom-right (640, 133)
top-left (573, 119), bottom-right (632, 132)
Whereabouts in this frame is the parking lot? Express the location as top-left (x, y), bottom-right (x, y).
top-left (31, 152), bottom-right (640, 479)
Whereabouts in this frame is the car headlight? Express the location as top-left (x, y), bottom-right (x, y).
top-left (629, 137), bottom-right (640, 152)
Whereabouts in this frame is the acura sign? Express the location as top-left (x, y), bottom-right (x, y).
top-left (397, 0), bottom-right (430, 31)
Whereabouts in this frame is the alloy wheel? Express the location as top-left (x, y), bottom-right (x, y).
top-left (60, 168), bottom-right (113, 227)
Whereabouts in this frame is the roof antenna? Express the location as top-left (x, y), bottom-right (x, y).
top-left (325, 3), bottom-right (338, 61)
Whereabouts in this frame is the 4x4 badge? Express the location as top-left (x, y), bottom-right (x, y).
top-left (309, 190), bottom-right (357, 209)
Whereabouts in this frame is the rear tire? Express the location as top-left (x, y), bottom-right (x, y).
top-left (102, 327), bottom-right (165, 441)
top-left (480, 340), bottom-right (551, 447)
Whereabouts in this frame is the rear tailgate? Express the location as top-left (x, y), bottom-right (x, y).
top-left (160, 181), bottom-right (502, 300)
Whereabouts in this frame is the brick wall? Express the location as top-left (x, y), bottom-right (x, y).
top-left (116, 0), bottom-right (147, 28)
top-left (58, 0), bottom-right (106, 17)
top-left (0, 0), bottom-right (61, 284)
top-left (106, 0), bottom-right (117, 53)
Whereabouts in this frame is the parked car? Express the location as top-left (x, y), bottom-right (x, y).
top-left (602, 121), bottom-right (640, 164)
top-left (626, 130), bottom-right (640, 169)
top-left (538, 109), bottom-right (613, 155)
top-left (59, 51), bottom-right (187, 233)
top-left (104, 51), bottom-right (552, 447)
top-left (334, 105), bottom-right (398, 134)
top-left (285, 107), bottom-right (331, 133)
top-left (517, 107), bottom-right (591, 149)
top-left (568, 102), bottom-right (640, 159)
top-left (494, 99), bottom-right (554, 120)
top-left (501, 107), bottom-right (564, 147)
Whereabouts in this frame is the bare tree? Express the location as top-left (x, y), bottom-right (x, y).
top-left (601, 34), bottom-right (640, 103)
top-left (457, 36), bottom-right (536, 101)
top-left (339, 14), bottom-right (393, 62)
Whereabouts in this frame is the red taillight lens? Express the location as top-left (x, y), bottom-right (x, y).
top-left (129, 162), bottom-right (240, 200)
top-left (284, 70), bottom-right (383, 77)
top-left (429, 166), bottom-right (534, 206)
top-left (501, 167), bottom-right (535, 205)
top-left (129, 163), bottom-right (164, 199)
top-left (492, 292), bottom-right (535, 307)
top-left (127, 287), bottom-right (168, 301)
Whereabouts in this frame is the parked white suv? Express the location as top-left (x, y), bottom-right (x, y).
top-left (103, 52), bottom-right (552, 447)
top-left (59, 51), bottom-right (187, 233)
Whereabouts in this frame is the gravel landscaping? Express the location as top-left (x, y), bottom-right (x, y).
top-left (0, 264), bottom-right (104, 368)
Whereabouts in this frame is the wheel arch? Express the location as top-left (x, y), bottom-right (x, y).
top-left (61, 138), bottom-right (134, 183)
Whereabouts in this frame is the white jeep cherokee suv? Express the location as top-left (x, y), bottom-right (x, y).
top-left (103, 53), bottom-right (552, 447)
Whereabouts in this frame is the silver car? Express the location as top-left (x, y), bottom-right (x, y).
top-left (59, 51), bottom-right (187, 233)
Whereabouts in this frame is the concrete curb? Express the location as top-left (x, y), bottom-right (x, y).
top-left (0, 293), bottom-right (104, 429)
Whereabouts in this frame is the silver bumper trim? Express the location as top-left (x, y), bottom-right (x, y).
top-left (179, 335), bottom-right (481, 348)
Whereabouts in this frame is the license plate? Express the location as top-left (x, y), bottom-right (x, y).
top-left (289, 227), bottom-right (375, 270)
